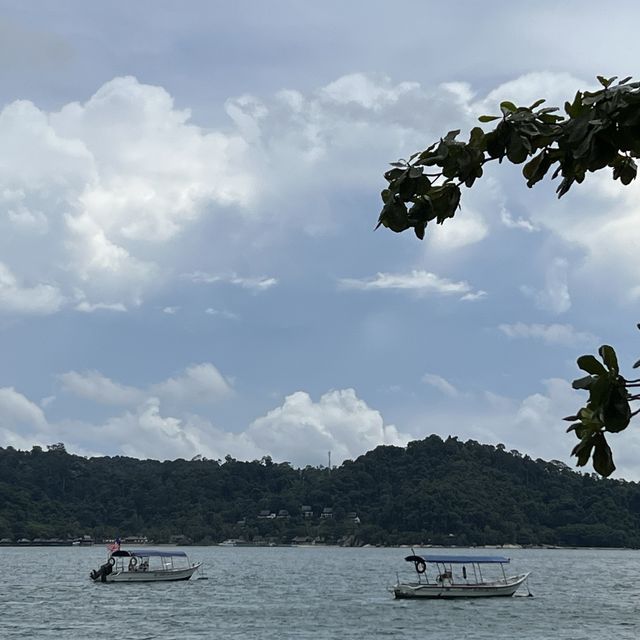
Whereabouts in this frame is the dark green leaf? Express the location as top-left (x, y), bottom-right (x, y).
top-left (598, 345), bottom-right (619, 374)
top-left (572, 375), bottom-right (594, 390)
top-left (592, 433), bottom-right (615, 477)
top-left (478, 115), bottom-right (499, 123)
top-left (602, 380), bottom-right (631, 432)
top-left (588, 376), bottom-right (610, 407)
top-left (577, 355), bottom-right (607, 376)
top-left (500, 101), bottom-right (517, 115)
top-left (523, 151), bottom-right (552, 187)
top-left (571, 436), bottom-right (595, 467)
top-left (597, 76), bottom-right (616, 88)
top-left (376, 201), bottom-right (410, 233)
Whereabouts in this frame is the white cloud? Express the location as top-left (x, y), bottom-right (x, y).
top-left (58, 370), bottom-right (144, 406)
top-left (186, 271), bottom-right (278, 291)
top-left (406, 378), bottom-right (586, 474)
top-left (498, 322), bottom-right (597, 347)
top-left (521, 258), bottom-right (571, 314)
top-left (75, 301), bottom-right (127, 313)
top-left (60, 363), bottom-right (233, 407)
top-left (472, 72), bottom-right (587, 118)
top-left (0, 386), bottom-right (48, 429)
top-left (0, 76), bottom-right (254, 312)
top-left (339, 270), bottom-right (486, 300)
top-left (0, 262), bottom-right (64, 314)
top-left (500, 207), bottom-right (538, 232)
top-left (320, 73), bottom-right (420, 110)
top-left (422, 373), bottom-right (459, 397)
top-left (0, 70), bottom-right (634, 315)
top-left (1, 381), bottom-right (410, 469)
top-left (162, 306), bottom-right (179, 314)
top-left (427, 208), bottom-right (488, 250)
top-left (246, 389), bottom-right (410, 466)
top-left (151, 363), bottom-right (233, 404)
top-left (205, 308), bottom-right (238, 319)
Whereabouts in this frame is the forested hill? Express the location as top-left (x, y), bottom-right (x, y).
top-left (2, 436), bottom-right (640, 548)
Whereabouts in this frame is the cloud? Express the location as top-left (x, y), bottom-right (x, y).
top-left (521, 258), bottom-right (571, 314)
top-left (205, 308), bottom-right (238, 320)
top-left (1, 381), bottom-right (410, 469)
top-left (472, 72), bottom-right (588, 118)
top-left (0, 76), bottom-right (253, 312)
top-left (320, 73), bottom-right (420, 110)
top-left (426, 208), bottom-right (488, 250)
top-left (405, 378), bottom-right (588, 475)
top-left (339, 270), bottom-right (486, 300)
top-left (150, 363), bottom-right (233, 404)
top-left (500, 206), bottom-right (538, 232)
top-left (75, 301), bottom-right (127, 313)
top-left (422, 374), bottom-right (459, 397)
top-left (60, 363), bottom-right (233, 407)
top-left (246, 389), bottom-right (411, 466)
top-left (0, 262), bottom-right (64, 314)
top-left (0, 387), bottom-right (48, 429)
top-left (5, 375), bottom-right (640, 481)
top-left (58, 370), bottom-right (144, 406)
top-left (0, 70), bottom-right (635, 316)
top-left (498, 322), bottom-right (597, 347)
top-left (185, 271), bottom-right (278, 291)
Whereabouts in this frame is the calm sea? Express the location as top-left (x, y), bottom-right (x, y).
top-left (0, 546), bottom-right (637, 639)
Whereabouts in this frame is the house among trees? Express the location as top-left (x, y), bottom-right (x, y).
top-left (277, 509), bottom-right (290, 519)
top-left (346, 512), bottom-right (360, 524)
top-left (301, 505), bottom-right (313, 518)
top-left (122, 535), bottom-right (149, 544)
top-left (258, 510), bottom-right (274, 519)
top-left (321, 507), bottom-right (333, 519)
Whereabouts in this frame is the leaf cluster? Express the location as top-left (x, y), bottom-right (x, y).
top-left (377, 76), bottom-right (640, 238)
top-left (566, 335), bottom-right (640, 477)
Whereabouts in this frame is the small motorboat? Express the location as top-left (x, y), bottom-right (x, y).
top-left (391, 553), bottom-right (530, 599)
top-left (90, 548), bottom-right (202, 583)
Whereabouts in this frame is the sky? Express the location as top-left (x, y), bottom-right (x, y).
top-left (1, 0), bottom-right (640, 478)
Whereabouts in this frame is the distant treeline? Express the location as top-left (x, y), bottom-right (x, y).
top-left (1, 436), bottom-right (640, 547)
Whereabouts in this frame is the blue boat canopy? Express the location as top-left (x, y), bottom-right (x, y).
top-left (111, 549), bottom-right (188, 558)
top-left (405, 554), bottom-right (510, 564)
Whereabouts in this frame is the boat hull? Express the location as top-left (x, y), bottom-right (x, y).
top-left (94, 563), bottom-right (201, 583)
top-left (393, 573), bottom-right (529, 599)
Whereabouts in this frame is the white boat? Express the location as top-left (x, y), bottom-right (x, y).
top-left (90, 548), bottom-right (202, 583)
top-left (391, 553), bottom-right (530, 599)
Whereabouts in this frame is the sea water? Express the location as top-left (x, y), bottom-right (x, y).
top-left (0, 546), bottom-right (637, 639)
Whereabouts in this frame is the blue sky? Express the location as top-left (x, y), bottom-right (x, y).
top-left (1, 1), bottom-right (640, 477)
